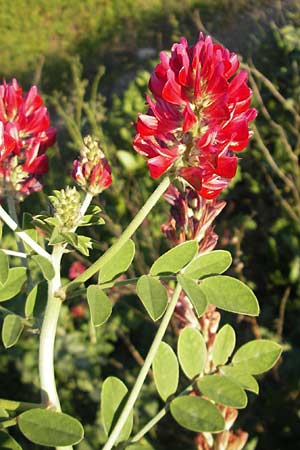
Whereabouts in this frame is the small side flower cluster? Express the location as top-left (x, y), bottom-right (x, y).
top-left (134, 33), bottom-right (256, 199)
top-left (72, 135), bottom-right (112, 195)
top-left (0, 79), bottom-right (56, 198)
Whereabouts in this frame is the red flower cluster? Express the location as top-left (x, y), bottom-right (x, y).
top-left (0, 79), bottom-right (55, 196)
top-left (134, 34), bottom-right (256, 199)
top-left (72, 135), bottom-right (112, 195)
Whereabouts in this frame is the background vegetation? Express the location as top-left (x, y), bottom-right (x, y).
top-left (0, 0), bottom-right (299, 449)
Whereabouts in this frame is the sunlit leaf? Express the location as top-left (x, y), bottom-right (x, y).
top-left (136, 275), bottom-right (168, 321)
top-left (177, 327), bottom-right (207, 379)
top-left (212, 324), bottom-right (236, 367)
top-left (18, 409), bottom-right (84, 446)
top-left (152, 342), bottom-right (179, 401)
top-left (220, 366), bottom-right (259, 394)
top-left (200, 276), bottom-right (260, 316)
top-left (170, 396), bottom-right (225, 432)
top-left (177, 275), bottom-right (207, 317)
top-left (150, 241), bottom-right (198, 276)
top-left (101, 377), bottom-right (133, 444)
top-left (232, 340), bottom-right (282, 375)
top-left (197, 375), bottom-right (248, 409)
top-left (183, 250), bottom-right (232, 279)
top-left (99, 240), bottom-right (135, 284)
top-left (87, 285), bottom-right (112, 327)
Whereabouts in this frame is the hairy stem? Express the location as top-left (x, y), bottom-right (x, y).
top-left (102, 283), bottom-right (182, 450)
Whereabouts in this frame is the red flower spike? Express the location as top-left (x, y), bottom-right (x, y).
top-left (134, 33), bottom-right (256, 199)
top-left (0, 78), bottom-right (56, 198)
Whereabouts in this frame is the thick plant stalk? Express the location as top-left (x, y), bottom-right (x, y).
top-left (38, 192), bottom-right (93, 450)
top-left (102, 283), bottom-right (182, 450)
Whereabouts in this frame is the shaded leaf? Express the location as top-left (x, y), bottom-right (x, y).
top-left (101, 377), bottom-right (133, 444)
top-left (152, 342), bottom-right (179, 401)
top-left (170, 396), bottom-right (225, 433)
top-left (177, 275), bottom-right (207, 317)
top-left (0, 268), bottom-right (27, 302)
top-left (150, 241), bottom-right (198, 276)
top-left (0, 430), bottom-right (22, 450)
top-left (220, 366), bottom-right (259, 394)
top-left (184, 250), bottom-right (232, 279)
top-left (136, 275), bottom-right (168, 321)
top-left (200, 276), bottom-right (260, 316)
top-left (99, 240), bottom-right (135, 284)
top-left (31, 255), bottom-right (55, 281)
top-left (212, 324), bottom-right (236, 367)
top-left (87, 285), bottom-right (112, 327)
top-left (177, 327), bottom-right (207, 379)
top-left (2, 315), bottom-right (24, 349)
top-left (25, 282), bottom-right (48, 318)
top-left (232, 340), bottom-right (282, 375)
top-left (0, 250), bottom-right (9, 285)
top-left (18, 409), bottom-right (84, 446)
top-left (197, 375), bottom-right (248, 409)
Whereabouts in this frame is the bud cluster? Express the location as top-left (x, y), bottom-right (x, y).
top-left (72, 135), bottom-right (112, 195)
top-left (50, 187), bottom-right (81, 231)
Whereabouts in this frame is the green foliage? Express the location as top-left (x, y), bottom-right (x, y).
top-left (98, 240), bottom-right (135, 284)
top-left (177, 275), bottom-right (208, 317)
top-left (25, 281), bottom-right (48, 318)
top-left (220, 366), bottom-right (259, 394)
top-left (152, 342), bottom-right (179, 401)
top-left (1, 314), bottom-right (24, 349)
top-left (31, 255), bottom-right (55, 281)
top-left (177, 327), bottom-right (207, 379)
top-left (232, 340), bottom-right (282, 375)
top-left (183, 250), bottom-right (232, 279)
top-left (0, 430), bottom-right (22, 450)
top-left (0, 268), bottom-right (27, 302)
top-left (0, 250), bottom-right (9, 285)
top-left (149, 240), bottom-right (198, 276)
top-left (170, 396), bottom-right (225, 433)
top-left (200, 275), bottom-right (260, 316)
top-left (212, 324), bottom-right (236, 367)
top-left (197, 375), bottom-right (248, 409)
top-left (101, 377), bottom-right (133, 443)
top-left (18, 408), bottom-right (84, 446)
top-left (136, 276), bottom-right (168, 321)
top-left (87, 286), bottom-right (112, 327)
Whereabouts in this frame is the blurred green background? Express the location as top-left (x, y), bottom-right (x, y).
top-left (1, 0), bottom-right (300, 449)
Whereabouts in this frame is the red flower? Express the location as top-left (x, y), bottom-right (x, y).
top-left (134, 34), bottom-right (256, 199)
top-left (0, 79), bottom-right (56, 197)
top-left (68, 261), bottom-right (86, 280)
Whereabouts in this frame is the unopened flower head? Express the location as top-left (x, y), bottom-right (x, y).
top-left (50, 186), bottom-right (81, 231)
top-left (72, 136), bottom-right (112, 195)
top-left (134, 33), bottom-right (257, 199)
top-left (0, 79), bottom-right (56, 198)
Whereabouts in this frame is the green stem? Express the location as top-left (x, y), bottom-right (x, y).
top-left (38, 192), bottom-right (93, 450)
top-left (64, 177), bottom-right (171, 294)
top-left (0, 204), bottom-right (51, 260)
top-left (102, 283), bottom-right (182, 450)
top-left (66, 275), bottom-right (176, 300)
top-left (126, 385), bottom-right (193, 446)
